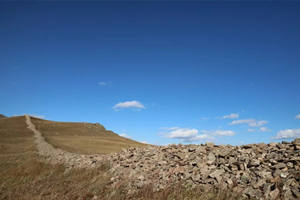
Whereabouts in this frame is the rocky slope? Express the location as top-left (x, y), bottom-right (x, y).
top-left (109, 141), bottom-right (300, 199)
top-left (25, 115), bottom-right (300, 199)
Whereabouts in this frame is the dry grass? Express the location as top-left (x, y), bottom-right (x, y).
top-left (0, 116), bottom-right (35, 155)
top-left (0, 116), bottom-right (246, 200)
top-left (0, 116), bottom-right (113, 200)
top-left (30, 117), bottom-right (147, 154)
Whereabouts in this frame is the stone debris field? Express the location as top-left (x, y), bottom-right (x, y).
top-left (25, 115), bottom-right (300, 199)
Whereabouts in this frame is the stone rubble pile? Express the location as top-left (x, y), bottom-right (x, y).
top-left (109, 140), bottom-right (300, 200)
top-left (25, 115), bottom-right (300, 199)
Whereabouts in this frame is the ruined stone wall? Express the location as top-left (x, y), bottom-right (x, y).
top-left (26, 115), bottom-right (300, 199)
top-left (109, 141), bottom-right (300, 199)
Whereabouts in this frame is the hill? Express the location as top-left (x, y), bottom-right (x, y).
top-left (0, 114), bottom-right (6, 119)
top-left (0, 116), bottom-right (112, 199)
top-left (30, 117), bottom-right (147, 154)
top-left (0, 116), bottom-right (155, 200)
top-left (1, 115), bottom-right (299, 200)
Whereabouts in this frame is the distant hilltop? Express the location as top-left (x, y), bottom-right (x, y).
top-left (0, 114), bottom-right (6, 119)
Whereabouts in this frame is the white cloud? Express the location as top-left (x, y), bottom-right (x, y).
top-left (165, 128), bottom-right (198, 139)
top-left (113, 100), bottom-right (145, 111)
top-left (201, 130), bottom-right (236, 136)
top-left (214, 130), bottom-right (235, 136)
top-left (222, 113), bottom-right (239, 119)
top-left (162, 127), bottom-right (235, 143)
top-left (98, 81), bottom-right (111, 86)
top-left (247, 127), bottom-right (271, 132)
top-left (259, 127), bottom-right (271, 132)
top-left (182, 134), bottom-right (211, 142)
top-left (295, 114), bottom-right (300, 119)
top-left (230, 119), bottom-right (255, 125)
top-left (98, 82), bottom-right (107, 86)
top-left (141, 141), bottom-right (148, 144)
top-left (161, 127), bottom-right (180, 131)
top-left (250, 120), bottom-right (268, 127)
top-left (163, 127), bottom-right (212, 142)
top-left (230, 119), bottom-right (268, 127)
top-left (274, 129), bottom-right (300, 139)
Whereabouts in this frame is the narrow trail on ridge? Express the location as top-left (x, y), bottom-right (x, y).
top-left (25, 115), bottom-right (107, 168)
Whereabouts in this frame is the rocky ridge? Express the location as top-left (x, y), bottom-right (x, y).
top-left (25, 115), bottom-right (300, 199)
top-left (109, 141), bottom-right (300, 199)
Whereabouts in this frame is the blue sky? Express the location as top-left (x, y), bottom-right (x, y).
top-left (1, 1), bottom-right (300, 145)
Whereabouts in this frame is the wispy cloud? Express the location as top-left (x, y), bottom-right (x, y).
top-left (295, 114), bottom-right (300, 119)
top-left (222, 113), bottom-right (239, 119)
top-left (247, 127), bottom-right (271, 132)
top-left (201, 130), bottom-right (236, 136)
top-left (274, 129), bottom-right (300, 139)
top-left (259, 127), bottom-right (271, 132)
top-left (161, 127), bottom-right (181, 131)
top-left (162, 127), bottom-right (235, 143)
top-left (113, 100), bottom-right (145, 111)
top-left (230, 119), bottom-right (268, 127)
top-left (98, 81), bottom-right (111, 86)
top-left (183, 134), bottom-right (211, 142)
top-left (253, 120), bottom-right (268, 127)
top-left (164, 128), bottom-right (198, 139)
top-left (230, 119), bottom-right (254, 125)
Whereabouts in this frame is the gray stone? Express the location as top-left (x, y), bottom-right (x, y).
top-left (226, 178), bottom-right (233, 185)
top-left (209, 169), bottom-right (224, 183)
top-left (253, 179), bottom-right (265, 189)
top-left (280, 172), bottom-right (289, 178)
top-left (293, 138), bottom-right (300, 144)
top-left (244, 187), bottom-right (257, 198)
top-left (207, 152), bottom-right (216, 164)
top-left (269, 188), bottom-right (280, 200)
top-left (249, 159), bottom-right (260, 167)
top-left (206, 142), bottom-right (215, 148)
top-left (291, 187), bottom-right (300, 198)
top-left (217, 149), bottom-right (231, 157)
top-left (275, 163), bottom-right (286, 169)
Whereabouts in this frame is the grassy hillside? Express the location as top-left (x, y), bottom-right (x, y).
top-left (0, 116), bottom-right (35, 155)
top-left (0, 116), bottom-right (112, 200)
top-left (30, 117), bottom-right (147, 154)
top-left (0, 116), bottom-right (242, 200)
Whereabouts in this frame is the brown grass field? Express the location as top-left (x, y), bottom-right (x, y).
top-left (0, 116), bottom-right (244, 200)
top-left (30, 117), bottom-right (147, 154)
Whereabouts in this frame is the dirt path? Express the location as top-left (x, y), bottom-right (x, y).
top-left (25, 115), bottom-right (107, 168)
